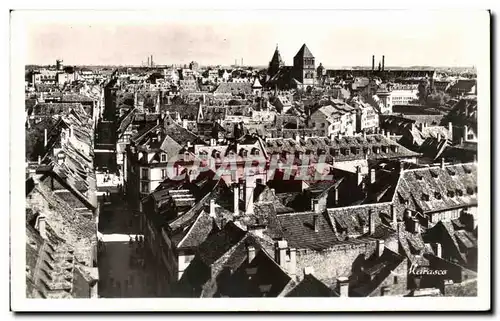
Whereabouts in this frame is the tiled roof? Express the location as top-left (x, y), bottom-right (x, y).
top-left (197, 221), bottom-right (247, 266)
top-left (284, 274), bottom-right (336, 297)
top-left (214, 82), bottom-right (253, 96)
top-left (327, 203), bottom-right (394, 239)
top-left (264, 135), bottom-right (419, 162)
top-left (32, 103), bottom-right (87, 118)
top-left (396, 163), bottom-right (477, 214)
top-left (26, 181), bottom-right (96, 266)
top-left (177, 211), bottom-right (215, 250)
top-left (351, 248), bottom-right (406, 297)
top-left (276, 211), bottom-right (339, 250)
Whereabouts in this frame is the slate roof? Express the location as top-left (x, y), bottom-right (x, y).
top-left (197, 221), bottom-right (247, 267)
top-left (295, 44), bottom-right (314, 59)
top-left (396, 163), bottom-right (477, 214)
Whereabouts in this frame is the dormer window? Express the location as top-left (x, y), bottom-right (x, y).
top-left (391, 145), bottom-right (399, 153)
top-left (448, 190), bottom-right (455, 198)
top-left (415, 173), bottom-right (423, 181)
top-left (434, 192), bottom-right (442, 200)
top-left (240, 149), bottom-right (248, 157)
top-left (343, 148), bottom-right (350, 156)
top-left (184, 152), bottom-right (190, 161)
top-left (160, 153), bottom-right (167, 162)
top-left (430, 170), bottom-right (439, 178)
top-left (363, 147), bottom-right (370, 155)
top-left (251, 148), bottom-right (260, 156)
top-left (422, 193), bottom-right (430, 201)
top-left (466, 187), bottom-right (474, 195)
top-left (456, 189), bottom-right (464, 197)
top-left (373, 146), bottom-right (380, 154)
top-left (332, 149), bottom-right (340, 157)
top-left (382, 145), bottom-right (389, 153)
top-left (350, 147), bottom-right (357, 155)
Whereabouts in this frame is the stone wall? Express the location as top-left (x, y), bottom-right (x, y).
top-left (295, 240), bottom-right (377, 286)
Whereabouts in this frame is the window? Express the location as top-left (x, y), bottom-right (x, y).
top-left (312, 122), bottom-right (316, 128)
top-left (161, 169), bottom-right (167, 179)
top-left (141, 168), bottom-right (149, 179)
top-left (321, 123), bottom-right (325, 128)
top-left (161, 153), bottom-right (167, 162)
top-left (141, 182), bottom-right (149, 193)
top-left (394, 276), bottom-right (398, 284)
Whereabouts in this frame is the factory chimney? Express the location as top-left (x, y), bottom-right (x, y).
top-left (372, 55), bottom-right (375, 71)
top-left (382, 55), bottom-right (385, 71)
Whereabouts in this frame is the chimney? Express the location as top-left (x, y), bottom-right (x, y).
top-left (313, 214), bottom-right (320, 232)
top-left (441, 157), bottom-right (445, 169)
top-left (155, 92), bottom-right (160, 113)
top-left (44, 129), bottom-right (48, 147)
top-left (37, 216), bottom-right (47, 239)
top-left (247, 245), bottom-right (256, 263)
top-left (311, 198), bottom-right (321, 213)
top-left (209, 199), bottom-right (216, 218)
top-left (432, 242), bottom-right (442, 258)
top-left (356, 166), bottom-right (363, 186)
top-left (337, 277), bottom-right (349, 297)
top-left (182, 119), bottom-right (188, 129)
top-left (233, 182), bottom-right (239, 217)
top-left (372, 55), bottom-right (375, 71)
top-left (210, 138), bottom-right (216, 147)
top-left (275, 240), bottom-right (288, 269)
top-left (376, 239), bottom-right (385, 257)
top-left (382, 55), bottom-right (385, 71)
top-left (244, 175), bottom-right (256, 214)
top-left (304, 267), bottom-right (314, 276)
top-left (37, 155), bottom-right (41, 165)
top-left (333, 187), bottom-right (339, 206)
top-left (369, 209), bottom-right (376, 235)
top-left (448, 122), bottom-right (453, 139)
top-left (410, 217), bottom-right (420, 233)
top-left (463, 125), bottom-right (468, 142)
top-left (289, 248), bottom-right (296, 277)
top-left (370, 168), bottom-right (376, 184)
top-left (391, 204), bottom-right (397, 227)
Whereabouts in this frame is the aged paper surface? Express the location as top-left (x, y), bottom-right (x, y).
top-left (10, 9), bottom-right (491, 311)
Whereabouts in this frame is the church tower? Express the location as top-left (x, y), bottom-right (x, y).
top-left (293, 44), bottom-right (316, 86)
top-left (268, 44), bottom-right (284, 77)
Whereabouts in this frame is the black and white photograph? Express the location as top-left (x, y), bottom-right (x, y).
top-left (9, 8), bottom-right (491, 312)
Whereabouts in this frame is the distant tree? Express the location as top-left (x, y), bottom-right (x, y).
top-left (417, 78), bottom-right (431, 104)
top-left (427, 91), bottom-right (450, 107)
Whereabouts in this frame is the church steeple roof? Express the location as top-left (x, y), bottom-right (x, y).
top-left (270, 44), bottom-right (284, 67)
top-left (294, 44), bottom-right (314, 59)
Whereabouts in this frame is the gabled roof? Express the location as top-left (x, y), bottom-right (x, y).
top-left (284, 274), bottom-right (336, 297)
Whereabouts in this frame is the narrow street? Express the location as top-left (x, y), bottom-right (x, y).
top-left (96, 173), bottom-right (159, 298)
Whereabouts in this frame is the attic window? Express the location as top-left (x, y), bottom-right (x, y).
top-left (343, 148), bottom-right (350, 156)
top-left (350, 147), bottom-right (357, 155)
top-left (430, 170), bottom-right (439, 178)
top-left (422, 193), bottom-right (430, 201)
top-left (382, 146), bottom-right (389, 153)
top-left (161, 153), bottom-right (167, 162)
top-left (415, 173), bottom-right (423, 181)
top-left (447, 168), bottom-right (456, 176)
top-left (373, 146), bottom-right (380, 154)
top-left (434, 192), bottom-right (442, 200)
top-left (363, 147), bottom-right (370, 154)
top-left (463, 166), bottom-right (472, 174)
top-left (240, 149), bottom-right (248, 157)
top-left (456, 189), bottom-right (464, 197)
top-left (466, 187), bottom-right (474, 195)
top-left (447, 190), bottom-right (455, 198)
top-left (391, 145), bottom-right (399, 153)
top-left (251, 148), bottom-right (260, 156)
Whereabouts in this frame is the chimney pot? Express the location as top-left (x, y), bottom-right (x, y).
top-left (304, 266), bottom-right (314, 275)
top-left (209, 199), bottom-right (216, 217)
top-left (37, 216), bottom-right (47, 239)
top-left (370, 168), bottom-right (376, 184)
top-left (377, 239), bottom-right (385, 257)
top-left (247, 245), bottom-right (256, 263)
top-left (313, 214), bottom-right (319, 232)
top-left (433, 242), bottom-right (442, 258)
top-left (369, 209), bottom-right (376, 235)
top-left (337, 276), bottom-right (349, 297)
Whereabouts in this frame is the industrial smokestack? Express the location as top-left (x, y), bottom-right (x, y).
top-left (372, 55), bottom-right (375, 71)
top-left (382, 55), bottom-right (385, 71)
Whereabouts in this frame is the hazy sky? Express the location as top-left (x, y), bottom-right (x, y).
top-left (19, 10), bottom-right (488, 67)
